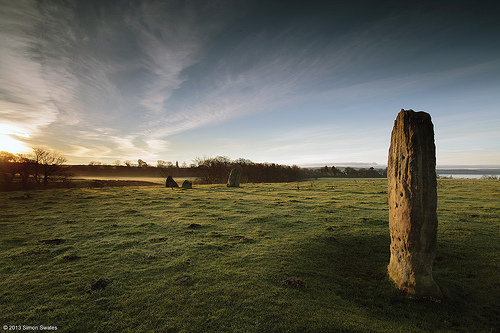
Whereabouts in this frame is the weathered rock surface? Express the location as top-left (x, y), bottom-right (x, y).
top-left (181, 180), bottom-right (192, 189)
top-left (165, 176), bottom-right (179, 188)
top-left (227, 168), bottom-right (241, 187)
top-left (387, 109), bottom-right (442, 299)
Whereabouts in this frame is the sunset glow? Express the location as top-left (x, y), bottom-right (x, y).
top-left (0, 135), bottom-right (28, 154)
top-left (0, 1), bottom-right (499, 166)
top-left (0, 124), bottom-right (30, 154)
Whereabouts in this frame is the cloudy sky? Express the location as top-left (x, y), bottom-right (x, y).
top-left (1, 0), bottom-right (499, 167)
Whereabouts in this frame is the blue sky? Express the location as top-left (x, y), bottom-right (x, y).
top-left (1, 0), bottom-right (499, 167)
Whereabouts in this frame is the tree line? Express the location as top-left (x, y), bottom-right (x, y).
top-left (1, 148), bottom-right (387, 192)
top-left (192, 156), bottom-right (304, 184)
top-left (0, 148), bottom-right (68, 191)
top-left (304, 165), bottom-right (387, 179)
top-left (67, 157), bottom-right (387, 184)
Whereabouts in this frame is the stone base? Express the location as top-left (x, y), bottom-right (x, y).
top-left (388, 255), bottom-right (442, 299)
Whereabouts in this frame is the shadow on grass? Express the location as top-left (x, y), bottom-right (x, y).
top-left (288, 231), bottom-right (499, 332)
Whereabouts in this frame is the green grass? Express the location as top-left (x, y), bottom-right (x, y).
top-left (1, 179), bottom-right (498, 332)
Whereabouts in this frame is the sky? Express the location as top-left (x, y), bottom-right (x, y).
top-left (1, 0), bottom-right (499, 167)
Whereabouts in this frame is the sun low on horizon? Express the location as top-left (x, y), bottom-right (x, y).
top-left (0, 135), bottom-right (27, 154)
top-left (0, 0), bottom-right (499, 167)
top-left (0, 123), bottom-right (31, 155)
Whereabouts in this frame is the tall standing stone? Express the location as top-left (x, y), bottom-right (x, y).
top-left (227, 168), bottom-right (241, 187)
top-left (387, 109), bottom-right (442, 299)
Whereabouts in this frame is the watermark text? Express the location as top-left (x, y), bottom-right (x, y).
top-left (3, 325), bottom-right (58, 331)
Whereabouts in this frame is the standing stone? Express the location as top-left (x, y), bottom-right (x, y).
top-left (165, 176), bottom-right (179, 188)
top-left (181, 180), bottom-right (192, 189)
top-left (227, 168), bottom-right (241, 187)
top-left (387, 109), bottom-right (442, 299)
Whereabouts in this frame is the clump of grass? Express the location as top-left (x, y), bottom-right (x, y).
top-left (87, 277), bottom-right (112, 293)
top-left (62, 254), bottom-right (81, 261)
top-left (0, 180), bottom-right (498, 332)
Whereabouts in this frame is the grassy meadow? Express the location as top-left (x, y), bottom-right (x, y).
top-left (1, 179), bottom-right (499, 332)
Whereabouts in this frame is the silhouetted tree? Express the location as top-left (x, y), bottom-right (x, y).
top-left (193, 156), bottom-right (305, 184)
top-left (30, 147), bottom-right (67, 187)
top-left (331, 166), bottom-right (341, 177)
top-left (0, 151), bottom-right (18, 191)
top-left (193, 156), bottom-right (232, 183)
top-left (1, 148), bottom-right (68, 190)
top-left (15, 154), bottom-right (32, 189)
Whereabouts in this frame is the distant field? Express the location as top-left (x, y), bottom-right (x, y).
top-left (74, 176), bottom-right (198, 185)
top-left (1, 179), bottom-right (498, 332)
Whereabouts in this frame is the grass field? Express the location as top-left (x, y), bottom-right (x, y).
top-left (1, 179), bottom-right (499, 332)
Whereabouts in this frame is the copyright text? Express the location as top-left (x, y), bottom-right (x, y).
top-left (3, 325), bottom-right (58, 331)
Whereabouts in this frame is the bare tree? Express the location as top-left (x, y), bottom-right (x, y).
top-left (15, 154), bottom-right (32, 189)
top-left (29, 147), bottom-right (67, 187)
top-left (0, 151), bottom-right (18, 191)
top-left (193, 156), bottom-right (232, 184)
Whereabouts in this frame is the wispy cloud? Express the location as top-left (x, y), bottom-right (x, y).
top-left (124, 2), bottom-right (205, 115)
top-left (126, 11), bottom-right (500, 165)
top-left (0, 2), bottom-right (60, 133)
top-left (1, 1), bottom-right (498, 165)
top-left (0, 0), bottom-right (250, 159)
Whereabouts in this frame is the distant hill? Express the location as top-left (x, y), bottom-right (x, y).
top-left (436, 168), bottom-right (500, 175)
